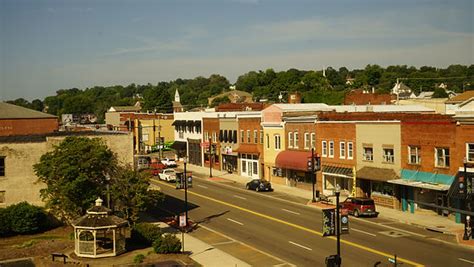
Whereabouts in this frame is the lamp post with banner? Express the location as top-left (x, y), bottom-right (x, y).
top-left (307, 148), bottom-right (321, 202)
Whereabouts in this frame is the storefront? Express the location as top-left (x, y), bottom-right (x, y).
top-left (388, 169), bottom-right (454, 214)
top-left (275, 150), bottom-right (313, 188)
top-left (322, 164), bottom-right (354, 196)
top-left (222, 145), bottom-right (238, 173)
top-left (236, 143), bottom-right (261, 179)
top-left (188, 139), bottom-right (202, 166)
top-left (356, 166), bottom-right (398, 208)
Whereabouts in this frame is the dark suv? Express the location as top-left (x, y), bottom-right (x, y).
top-left (340, 197), bottom-right (378, 217)
top-left (246, 179), bottom-right (272, 192)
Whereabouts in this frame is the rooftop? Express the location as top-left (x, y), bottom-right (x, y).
top-left (0, 102), bottom-right (57, 119)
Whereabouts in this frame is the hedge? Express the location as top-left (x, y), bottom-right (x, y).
top-left (0, 202), bottom-right (50, 237)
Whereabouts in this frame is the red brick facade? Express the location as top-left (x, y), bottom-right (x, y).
top-left (344, 90), bottom-right (393, 105)
top-left (203, 118), bottom-right (220, 170)
top-left (0, 118), bottom-right (58, 136)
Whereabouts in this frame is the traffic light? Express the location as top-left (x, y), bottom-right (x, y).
top-left (459, 175), bottom-right (466, 195)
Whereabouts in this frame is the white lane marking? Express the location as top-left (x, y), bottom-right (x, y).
top-left (352, 227), bottom-right (377, 237)
top-left (233, 195), bottom-right (247, 200)
top-left (352, 217), bottom-right (426, 238)
top-left (288, 241), bottom-right (312, 251)
top-left (197, 184), bottom-right (208, 189)
top-left (227, 218), bottom-right (244, 225)
top-left (282, 208), bottom-right (301, 215)
top-left (458, 258), bottom-right (474, 264)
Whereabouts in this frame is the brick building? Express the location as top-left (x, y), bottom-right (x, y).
top-left (0, 102), bottom-right (58, 136)
top-left (236, 113), bottom-right (263, 179)
top-left (202, 117), bottom-right (221, 171)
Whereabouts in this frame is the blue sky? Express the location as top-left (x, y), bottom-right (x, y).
top-left (1, 0), bottom-right (472, 100)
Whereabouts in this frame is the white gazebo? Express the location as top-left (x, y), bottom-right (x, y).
top-left (72, 198), bottom-right (129, 258)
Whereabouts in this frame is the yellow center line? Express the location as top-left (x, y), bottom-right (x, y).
top-left (158, 180), bottom-right (424, 267)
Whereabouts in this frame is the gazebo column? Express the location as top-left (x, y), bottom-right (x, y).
top-left (113, 228), bottom-right (116, 255)
top-left (93, 230), bottom-right (97, 257)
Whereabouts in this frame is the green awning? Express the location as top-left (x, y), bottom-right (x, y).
top-left (401, 169), bottom-right (454, 185)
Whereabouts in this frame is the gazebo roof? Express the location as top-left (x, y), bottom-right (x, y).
top-left (72, 198), bottom-right (128, 228)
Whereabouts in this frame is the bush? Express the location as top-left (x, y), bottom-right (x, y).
top-left (133, 254), bottom-right (145, 264)
top-left (153, 233), bottom-right (181, 254)
top-left (131, 223), bottom-right (162, 246)
top-left (0, 202), bottom-right (50, 237)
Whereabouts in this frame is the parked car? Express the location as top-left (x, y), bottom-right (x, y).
top-left (158, 169), bottom-right (176, 182)
top-left (161, 158), bottom-right (177, 168)
top-left (340, 197), bottom-right (378, 217)
top-left (246, 179), bottom-right (272, 192)
top-left (150, 162), bottom-right (166, 176)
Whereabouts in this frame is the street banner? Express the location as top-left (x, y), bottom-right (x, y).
top-left (322, 208), bottom-right (336, 237)
top-left (179, 214), bottom-right (186, 227)
top-left (341, 209), bottom-right (349, 234)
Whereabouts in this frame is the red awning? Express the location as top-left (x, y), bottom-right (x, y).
top-left (275, 150), bottom-right (312, 171)
top-left (235, 144), bottom-right (260, 154)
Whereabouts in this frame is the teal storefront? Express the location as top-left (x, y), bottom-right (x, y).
top-left (388, 169), bottom-right (454, 215)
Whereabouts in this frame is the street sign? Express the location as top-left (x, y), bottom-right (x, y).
top-left (459, 175), bottom-right (465, 195)
top-left (341, 213), bottom-right (349, 234)
top-left (322, 208), bottom-right (336, 237)
top-left (179, 214), bottom-right (186, 227)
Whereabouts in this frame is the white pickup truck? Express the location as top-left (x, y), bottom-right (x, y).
top-left (161, 158), bottom-right (177, 168)
top-left (158, 169), bottom-right (176, 182)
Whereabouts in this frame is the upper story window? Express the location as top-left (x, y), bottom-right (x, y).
top-left (340, 142), bottom-right (346, 159)
top-left (383, 148), bottom-right (394, 164)
top-left (247, 130), bottom-right (251, 143)
top-left (329, 141), bottom-right (334, 158)
top-left (254, 130), bottom-right (258, 144)
top-left (311, 133), bottom-right (316, 149)
top-left (0, 157), bottom-right (5, 176)
top-left (274, 134), bottom-right (281, 150)
top-left (288, 132), bottom-right (294, 148)
top-left (233, 130), bottom-right (237, 143)
top-left (304, 133), bottom-right (310, 149)
top-left (260, 130), bottom-right (264, 144)
top-left (363, 146), bottom-right (373, 161)
top-left (322, 141), bottom-right (328, 157)
top-left (179, 131), bottom-right (184, 139)
top-left (347, 142), bottom-right (353, 159)
top-left (204, 131), bottom-right (209, 141)
top-left (408, 146), bottom-right (421, 165)
top-left (294, 132), bottom-right (299, 149)
top-left (467, 143), bottom-right (474, 162)
top-left (266, 134), bottom-right (270, 149)
top-left (435, 147), bottom-right (450, 168)
top-left (240, 130), bottom-right (244, 143)
top-left (212, 132), bottom-right (217, 143)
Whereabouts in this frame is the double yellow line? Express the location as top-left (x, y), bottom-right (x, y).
top-left (159, 181), bottom-right (423, 266)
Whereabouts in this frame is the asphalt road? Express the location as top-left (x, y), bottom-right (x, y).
top-left (151, 176), bottom-right (474, 267)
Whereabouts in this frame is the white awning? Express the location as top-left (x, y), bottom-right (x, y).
top-left (387, 179), bottom-right (450, 191)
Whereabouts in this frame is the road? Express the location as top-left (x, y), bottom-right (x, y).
top-left (151, 176), bottom-right (474, 266)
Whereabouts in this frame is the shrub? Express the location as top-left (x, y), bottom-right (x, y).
top-left (133, 254), bottom-right (145, 264)
top-left (8, 202), bottom-right (47, 234)
top-left (0, 202), bottom-right (49, 236)
top-left (153, 233), bottom-right (181, 254)
top-left (131, 223), bottom-right (162, 246)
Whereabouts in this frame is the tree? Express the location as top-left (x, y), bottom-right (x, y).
top-left (432, 87), bottom-right (448, 98)
top-left (34, 137), bottom-right (117, 221)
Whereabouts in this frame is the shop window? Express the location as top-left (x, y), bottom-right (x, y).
top-left (0, 157), bottom-right (4, 176)
top-left (435, 147), bottom-right (450, 168)
top-left (288, 132), bottom-right (293, 148)
top-left (383, 148), bottom-right (394, 163)
top-left (340, 142), bottom-right (346, 159)
top-left (329, 141), bottom-right (334, 158)
top-left (242, 160), bottom-right (246, 172)
top-left (371, 181), bottom-right (394, 196)
top-left (347, 142), bottom-right (353, 159)
top-left (253, 162), bottom-right (258, 175)
top-left (272, 167), bottom-right (283, 177)
top-left (322, 141), bottom-right (327, 157)
top-left (467, 143), bottom-right (474, 162)
top-left (408, 146), bottom-right (421, 164)
top-left (363, 146), bottom-right (373, 161)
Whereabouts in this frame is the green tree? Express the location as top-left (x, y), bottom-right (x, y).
top-left (432, 87), bottom-right (448, 98)
top-left (34, 137), bottom-right (117, 221)
top-left (210, 96), bottom-right (231, 107)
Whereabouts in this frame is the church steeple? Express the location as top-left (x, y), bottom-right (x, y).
top-left (174, 89), bottom-right (181, 103)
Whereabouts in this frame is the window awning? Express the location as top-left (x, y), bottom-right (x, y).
top-left (235, 144), bottom-right (260, 154)
top-left (275, 150), bottom-right (312, 172)
top-left (387, 169), bottom-right (454, 191)
top-left (170, 141), bottom-right (187, 151)
top-left (171, 120), bottom-right (185, 126)
top-left (322, 165), bottom-right (354, 178)
top-left (356, 166), bottom-right (398, 182)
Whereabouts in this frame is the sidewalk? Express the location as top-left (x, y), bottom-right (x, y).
top-left (179, 163), bottom-right (474, 247)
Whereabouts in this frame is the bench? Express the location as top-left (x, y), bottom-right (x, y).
top-left (319, 195), bottom-right (333, 205)
top-left (51, 253), bottom-right (68, 263)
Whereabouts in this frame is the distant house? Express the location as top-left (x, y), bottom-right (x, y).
top-left (207, 89), bottom-right (253, 106)
top-left (343, 89), bottom-right (393, 105)
top-left (391, 82), bottom-right (413, 100)
top-left (105, 102), bottom-right (142, 130)
top-left (445, 90), bottom-right (474, 115)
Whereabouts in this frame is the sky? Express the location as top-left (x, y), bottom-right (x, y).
top-left (1, 0), bottom-right (473, 101)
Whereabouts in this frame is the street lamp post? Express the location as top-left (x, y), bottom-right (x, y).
top-left (209, 137), bottom-right (213, 178)
top-left (463, 157), bottom-right (469, 240)
top-left (335, 186), bottom-right (342, 267)
top-left (311, 147), bottom-right (316, 202)
top-left (184, 157), bottom-right (188, 228)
